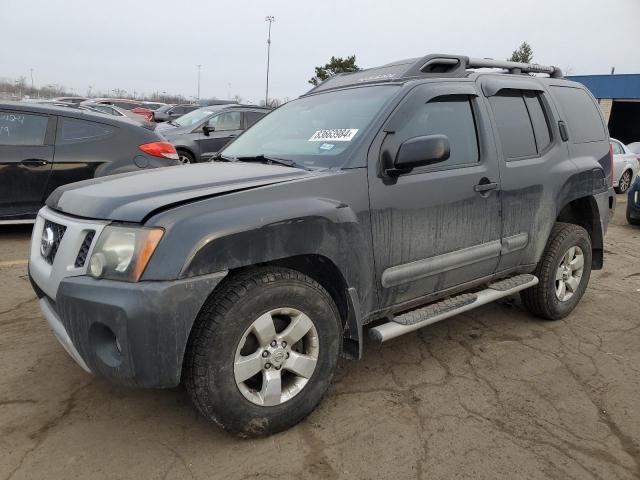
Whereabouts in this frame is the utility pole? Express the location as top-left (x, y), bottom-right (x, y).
top-left (29, 68), bottom-right (34, 92)
top-left (265, 16), bottom-right (275, 106)
top-left (196, 64), bottom-right (202, 100)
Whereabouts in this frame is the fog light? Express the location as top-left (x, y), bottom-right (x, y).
top-left (89, 253), bottom-right (106, 278)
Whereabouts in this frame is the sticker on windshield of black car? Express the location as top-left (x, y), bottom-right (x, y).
top-left (308, 129), bottom-right (359, 142)
top-left (319, 143), bottom-right (335, 151)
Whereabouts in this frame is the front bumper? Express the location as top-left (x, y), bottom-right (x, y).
top-left (30, 270), bottom-right (226, 388)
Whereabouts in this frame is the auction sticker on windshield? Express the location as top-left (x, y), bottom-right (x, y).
top-left (309, 129), bottom-right (359, 142)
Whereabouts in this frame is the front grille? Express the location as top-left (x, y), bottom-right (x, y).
top-left (74, 231), bottom-right (95, 268)
top-left (42, 220), bottom-right (67, 265)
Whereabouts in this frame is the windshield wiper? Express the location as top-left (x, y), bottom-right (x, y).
top-left (235, 154), bottom-right (308, 170)
top-left (168, 120), bottom-right (180, 126)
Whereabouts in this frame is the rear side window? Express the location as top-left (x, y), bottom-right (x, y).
top-left (549, 86), bottom-right (605, 143)
top-left (0, 111), bottom-right (48, 146)
top-left (393, 96), bottom-right (479, 167)
top-left (489, 91), bottom-right (537, 159)
top-left (58, 118), bottom-right (113, 144)
top-left (246, 111), bottom-right (267, 128)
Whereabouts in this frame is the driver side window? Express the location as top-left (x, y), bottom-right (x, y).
top-left (208, 111), bottom-right (241, 131)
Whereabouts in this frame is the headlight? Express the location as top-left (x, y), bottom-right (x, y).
top-left (88, 226), bottom-right (164, 282)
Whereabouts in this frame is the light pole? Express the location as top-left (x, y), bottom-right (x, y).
top-left (265, 16), bottom-right (275, 106)
top-left (29, 68), bottom-right (34, 92)
top-left (196, 64), bottom-right (202, 100)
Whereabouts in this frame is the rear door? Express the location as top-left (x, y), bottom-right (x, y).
top-left (44, 116), bottom-right (117, 198)
top-left (0, 109), bottom-right (54, 219)
top-left (368, 82), bottom-right (503, 309)
top-left (480, 77), bottom-right (574, 271)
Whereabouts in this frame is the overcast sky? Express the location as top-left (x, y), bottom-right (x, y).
top-left (4, 0), bottom-right (640, 102)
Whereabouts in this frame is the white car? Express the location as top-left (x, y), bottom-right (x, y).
top-left (610, 138), bottom-right (640, 193)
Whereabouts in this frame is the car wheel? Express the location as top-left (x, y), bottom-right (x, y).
top-left (177, 150), bottom-right (195, 164)
top-left (183, 267), bottom-right (341, 437)
top-left (615, 170), bottom-right (632, 194)
top-left (521, 222), bottom-right (592, 320)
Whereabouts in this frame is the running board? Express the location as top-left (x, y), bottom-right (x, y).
top-left (369, 274), bottom-right (538, 343)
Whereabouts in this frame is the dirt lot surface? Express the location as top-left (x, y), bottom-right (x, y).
top-left (1, 196), bottom-right (639, 480)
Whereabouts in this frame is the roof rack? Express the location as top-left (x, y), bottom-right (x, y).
top-left (402, 54), bottom-right (563, 79)
top-left (305, 54), bottom-right (563, 94)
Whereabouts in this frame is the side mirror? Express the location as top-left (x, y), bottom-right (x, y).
top-left (202, 124), bottom-right (215, 136)
top-left (385, 134), bottom-right (450, 176)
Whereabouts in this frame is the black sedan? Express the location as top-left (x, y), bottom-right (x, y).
top-left (0, 102), bottom-right (180, 223)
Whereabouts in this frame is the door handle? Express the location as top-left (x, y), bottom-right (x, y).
top-left (21, 159), bottom-right (48, 167)
top-left (474, 181), bottom-right (498, 193)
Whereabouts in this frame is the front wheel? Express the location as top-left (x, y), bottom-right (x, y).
top-left (615, 170), bottom-right (632, 194)
top-left (521, 223), bottom-right (592, 320)
top-left (183, 267), bottom-right (341, 437)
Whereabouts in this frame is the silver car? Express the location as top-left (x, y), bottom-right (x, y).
top-left (610, 138), bottom-right (639, 193)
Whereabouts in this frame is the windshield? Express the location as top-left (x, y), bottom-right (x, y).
top-left (174, 107), bottom-right (219, 127)
top-left (222, 85), bottom-right (399, 168)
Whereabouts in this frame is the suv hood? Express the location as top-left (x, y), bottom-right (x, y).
top-left (47, 163), bottom-right (315, 223)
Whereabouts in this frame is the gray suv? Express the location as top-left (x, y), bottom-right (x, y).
top-left (29, 54), bottom-right (615, 437)
top-left (156, 104), bottom-right (271, 163)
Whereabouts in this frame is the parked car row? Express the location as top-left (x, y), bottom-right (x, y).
top-left (0, 101), bottom-right (179, 222)
top-left (157, 104), bottom-right (271, 163)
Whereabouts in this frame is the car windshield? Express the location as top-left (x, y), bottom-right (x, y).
top-left (173, 107), bottom-right (219, 127)
top-left (222, 85), bottom-right (399, 169)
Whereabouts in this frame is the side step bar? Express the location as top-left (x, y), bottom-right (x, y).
top-left (369, 274), bottom-right (538, 343)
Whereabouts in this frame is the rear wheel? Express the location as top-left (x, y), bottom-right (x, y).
top-left (521, 223), bottom-right (592, 320)
top-left (615, 170), bottom-right (632, 194)
top-left (627, 206), bottom-right (640, 226)
top-left (183, 267), bottom-right (341, 437)
top-left (177, 149), bottom-right (195, 164)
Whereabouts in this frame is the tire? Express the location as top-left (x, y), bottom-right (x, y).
top-left (521, 222), bottom-right (592, 320)
top-left (614, 169), bottom-right (632, 194)
top-left (177, 149), bottom-right (195, 164)
top-left (183, 267), bottom-right (342, 437)
top-left (627, 207), bottom-right (640, 226)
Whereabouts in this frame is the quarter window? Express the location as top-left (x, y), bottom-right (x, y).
top-left (549, 86), bottom-right (605, 143)
top-left (0, 111), bottom-right (48, 146)
top-left (58, 118), bottom-right (113, 143)
top-left (391, 96), bottom-right (479, 167)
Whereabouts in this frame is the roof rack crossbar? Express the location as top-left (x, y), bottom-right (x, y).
top-left (466, 57), bottom-right (563, 78)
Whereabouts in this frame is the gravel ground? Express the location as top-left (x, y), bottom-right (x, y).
top-left (1, 195), bottom-right (638, 480)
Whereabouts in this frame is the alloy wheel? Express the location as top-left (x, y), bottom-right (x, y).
top-left (234, 308), bottom-right (319, 406)
top-left (555, 246), bottom-right (585, 302)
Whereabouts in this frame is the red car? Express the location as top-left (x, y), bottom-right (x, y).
top-left (81, 98), bottom-right (154, 122)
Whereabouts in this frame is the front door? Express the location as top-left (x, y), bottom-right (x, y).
top-left (368, 82), bottom-right (502, 309)
top-left (198, 110), bottom-right (243, 156)
top-left (0, 110), bottom-right (54, 220)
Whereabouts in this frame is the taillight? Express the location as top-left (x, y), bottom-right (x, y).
top-left (609, 144), bottom-right (614, 187)
top-left (139, 141), bottom-right (179, 160)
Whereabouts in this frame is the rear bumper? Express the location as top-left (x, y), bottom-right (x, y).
top-left (30, 270), bottom-right (227, 388)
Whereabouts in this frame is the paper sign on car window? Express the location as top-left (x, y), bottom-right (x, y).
top-left (308, 129), bottom-right (359, 142)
